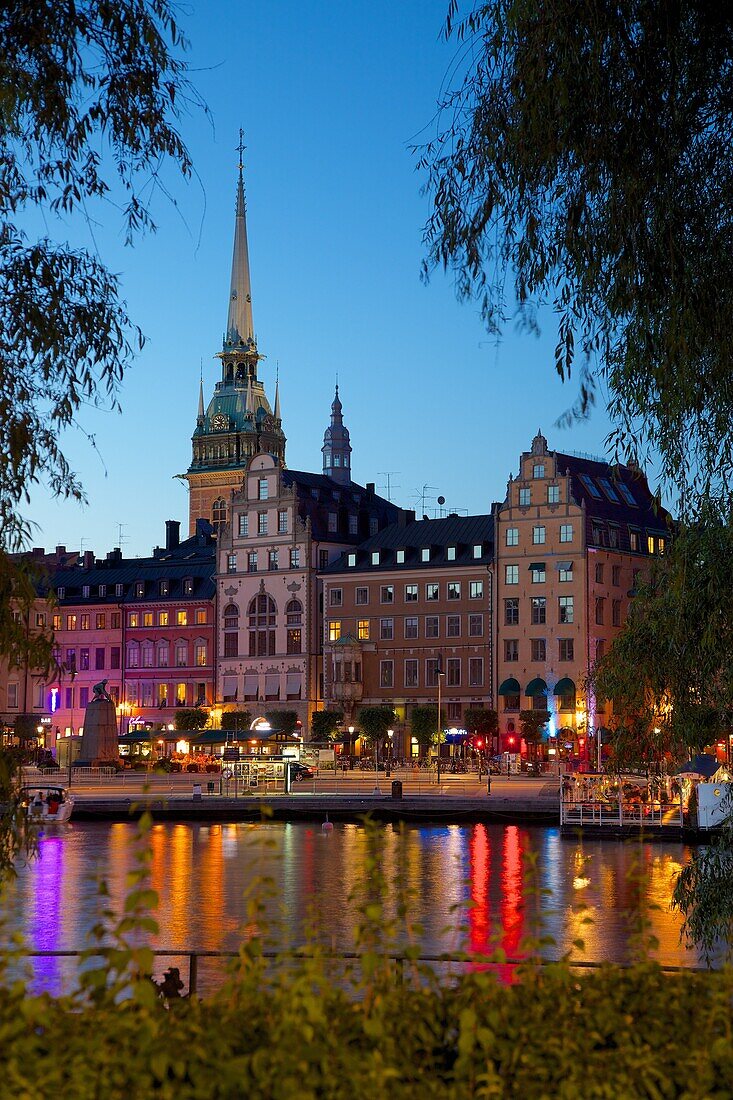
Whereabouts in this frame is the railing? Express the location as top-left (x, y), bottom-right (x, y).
top-left (560, 799), bottom-right (684, 828)
top-left (14, 947), bottom-right (708, 996)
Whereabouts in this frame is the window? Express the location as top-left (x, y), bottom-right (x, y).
top-left (547, 485), bottom-right (560, 504)
top-left (629, 529), bottom-right (640, 552)
top-left (608, 526), bottom-right (619, 549)
top-left (356, 587), bottom-right (368, 605)
top-left (595, 596), bottom-right (605, 625)
top-left (248, 551), bottom-right (258, 573)
top-left (473, 544), bottom-right (482, 558)
top-left (98, 584), bottom-right (106, 598)
top-left (143, 612), bottom-right (153, 627)
top-left (559, 524), bottom-right (574, 543)
top-left (425, 659), bottom-right (439, 688)
top-left (505, 565), bottom-right (518, 585)
top-left (278, 510), bottom-right (288, 534)
top-left (380, 660), bottom-right (394, 689)
top-left (196, 609), bottom-right (207, 625)
top-left (469, 580), bottom-right (483, 599)
top-left (330, 588), bottom-right (343, 607)
top-left (176, 610), bottom-right (188, 626)
top-left (110, 647), bottom-right (120, 669)
top-left (258, 513), bottom-right (268, 536)
top-left (598, 477), bottom-right (620, 503)
top-left (95, 647), bottom-right (105, 670)
top-left (65, 687), bottom-right (73, 709)
top-left (405, 584), bottom-right (418, 602)
top-left (265, 549), bottom-right (278, 571)
top-left (421, 548), bottom-right (430, 562)
top-left (647, 534), bottom-right (656, 555)
top-left (559, 563), bottom-right (573, 583)
top-left (469, 658), bottom-right (484, 687)
top-left (612, 565), bottom-right (621, 586)
top-left (286, 599), bottom-right (302, 625)
top-left (533, 463), bottom-right (545, 479)
top-left (405, 617), bottom-right (419, 640)
top-left (328, 512), bottom-right (338, 533)
top-left (559, 596), bottom-right (574, 623)
top-left (469, 613), bottom-right (483, 637)
top-left (66, 614), bottom-right (77, 630)
top-left (195, 643), bottom-right (207, 667)
top-left (504, 598), bottom-right (519, 625)
top-left (612, 599), bottom-right (622, 626)
top-left (380, 618), bottom-right (394, 640)
top-left (558, 692), bottom-right (575, 712)
top-left (57, 586), bottom-right (65, 599)
top-left (530, 563), bottom-right (545, 584)
top-left (447, 581), bottom-right (461, 600)
top-left (158, 684), bottom-right (169, 707)
top-left (158, 643), bottom-right (169, 667)
top-left (319, 550), bottom-right (329, 570)
top-left (505, 527), bottom-right (519, 546)
top-left (224, 633), bottom-right (238, 658)
top-left (126, 644), bottom-right (139, 668)
top-left (531, 597), bottom-right (546, 624)
top-left (115, 584), bottom-right (123, 597)
top-left (78, 648), bottom-right (90, 671)
top-left (595, 563), bottom-right (604, 584)
top-left (505, 639), bottom-right (519, 662)
top-left (238, 514), bottom-right (249, 537)
top-left (248, 593), bottom-right (277, 657)
top-left (447, 546), bottom-right (456, 561)
top-left (128, 613), bottom-right (138, 628)
top-left (258, 477), bottom-right (269, 500)
top-left (446, 658), bottom-right (461, 687)
top-left (52, 614), bottom-right (61, 630)
top-left (175, 642), bottom-right (187, 667)
top-left (135, 582), bottom-right (145, 598)
top-left (96, 613), bottom-right (106, 629)
top-left (82, 584), bottom-right (90, 599)
top-left (380, 585), bottom-right (394, 603)
top-left (596, 640), bottom-right (605, 660)
top-left (519, 487), bottom-right (531, 506)
top-left (159, 610), bottom-right (169, 626)
top-left (142, 642), bottom-right (154, 668)
top-left (176, 683), bottom-right (186, 706)
top-left (290, 548), bottom-right (301, 568)
top-left (559, 638), bottom-right (574, 661)
top-left (370, 517), bottom-right (378, 535)
top-left (617, 481), bottom-right (637, 507)
top-left (371, 551), bottom-right (380, 566)
top-left (212, 498), bottom-right (226, 530)
top-left (78, 687), bottom-right (89, 708)
top-left (347, 553), bottom-right (357, 567)
top-left (425, 615), bottom-right (439, 638)
top-left (329, 621), bottom-right (342, 642)
top-left (396, 549), bottom-right (405, 564)
top-left (227, 553), bottom-right (237, 574)
top-left (531, 638), bottom-right (546, 661)
top-left (405, 659), bottom-right (418, 688)
top-left (426, 583), bottom-right (439, 601)
top-left (183, 578), bottom-right (194, 596)
top-left (287, 629), bottom-right (301, 654)
top-left (446, 615), bottom-right (460, 638)
top-left (358, 619), bottom-right (370, 640)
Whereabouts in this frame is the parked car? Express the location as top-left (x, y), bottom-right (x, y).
top-left (290, 762), bottom-right (315, 781)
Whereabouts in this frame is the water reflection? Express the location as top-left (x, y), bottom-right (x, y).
top-left (0, 821), bottom-right (708, 993)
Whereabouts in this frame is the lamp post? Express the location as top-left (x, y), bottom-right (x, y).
top-left (436, 657), bottom-right (445, 785)
top-left (386, 729), bottom-right (393, 778)
top-left (348, 725), bottom-right (355, 767)
top-left (373, 732), bottom-right (380, 795)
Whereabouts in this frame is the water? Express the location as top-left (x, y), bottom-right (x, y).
top-left (0, 820), bottom-right (709, 994)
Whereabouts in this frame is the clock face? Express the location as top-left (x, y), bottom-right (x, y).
top-left (212, 413), bottom-right (228, 431)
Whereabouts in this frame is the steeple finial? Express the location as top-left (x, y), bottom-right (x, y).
top-left (197, 376), bottom-right (204, 420)
top-left (225, 129), bottom-right (255, 347)
top-left (274, 363), bottom-right (281, 421)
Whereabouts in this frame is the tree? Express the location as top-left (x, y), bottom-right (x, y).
top-left (264, 710), bottom-right (299, 737)
top-left (310, 710), bottom-right (344, 742)
top-left (519, 711), bottom-right (550, 761)
top-left (420, 2), bottom-right (733, 501)
top-left (220, 711), bottom-right (252, 732)
top-left (357, 706), bottom-right (396, 748)
top-left (410, 704), bottom-right (445, 756)
top-left (464, 707), bottom-right (498, 750)
top-left (590, 511), bottom-right (733, 767)
top-left (0, 1), bottom-right (198, 676)
top-left (173, 709), bottom-right (205, 732)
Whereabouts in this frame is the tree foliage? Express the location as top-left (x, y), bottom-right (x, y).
top-left (309, 710), bottom-right (343, 741)
top-left (220, 710), bottom-right (252, 732)
top-left (464, 707), bottom-right (498, 740)
top-left (590, 511), bottom-right (733, 765)
top-left (357, 706), bottom-right (396, 746)
top-left (519, 710), bottom-right (550, 758)
top-left (264, 710), bottom-right (299, 736)
top-left (420, 1), bottom-right (733, 499)
top-left (173, 709), bottom-right (205, 732)
top-left (409, 704), bottom-right (445, 752)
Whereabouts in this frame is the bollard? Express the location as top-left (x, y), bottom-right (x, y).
top-left (487, 773), bottom-right (491, 795)
top-left (192, 783), bottom-right (202, 801)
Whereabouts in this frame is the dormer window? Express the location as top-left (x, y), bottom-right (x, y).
top-left (347, 553), bottom-right (356, 567)
top-left (57, 586), bottom-right (65, 599)
top-left (183, 577), bottom-right (194, 596)
top-left (473, 544), bottom-right (482, 558)
top-left (98, 584), bottom-right (106, 598)
top-left (82, 585), bottom-right (90, 599)
top-left (135, 582), bottom-right (145, 598)
top-left (371, 551), bottom-right (380, 566)
top-left (396, 549), bottom-right (405, 564)
top-left (159, 579), bottom-right (169, 596)
top-left (447, 546), bottom-right (456, 561)
top-left (421, 548), bottom-right (430, 562)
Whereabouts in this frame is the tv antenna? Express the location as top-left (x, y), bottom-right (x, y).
top-left (116, 523), bottom-right (129, 550)
top-left (413, 485), bottom-right (439, 517)
top-left (378, 471), bottom-right (401, 502)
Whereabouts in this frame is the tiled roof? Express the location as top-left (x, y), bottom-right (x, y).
top-left (282, 470), bottom-right (401, 543)
top-left (324, 514), bottom-right (494, 573)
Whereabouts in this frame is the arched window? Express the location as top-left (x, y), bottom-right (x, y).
top-left (248, 593), bottom-right (277, 657)
top-left (212, 497), bottom-right (227, 532)
top-left (223, 603), bottom-right (239, 658)
top-left (285, 599), bottom-right (302, 625)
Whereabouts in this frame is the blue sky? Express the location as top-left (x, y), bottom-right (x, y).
top-left (27, 0), bottom-right (616, 558)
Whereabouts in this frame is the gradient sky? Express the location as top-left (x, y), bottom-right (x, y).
top-left (26, 0), bottom-right (618, 558)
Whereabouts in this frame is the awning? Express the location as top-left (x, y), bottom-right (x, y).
top-left (553, 677), bottom-right (576, 696)
top-left (498, 677), bottom-right (521, 696)
top-left (556, 561), bottom-right (572, 570)
top-left (118, 733), bottom-right (153, 744)
top-left (191, 730), bottom-right (228, 745)
top-left (264, 673), bottom-right (280, 698)
top-left (675, 754), bottom-right (720, 779)
top-left (243, 674), bottom-right (258, 698)
top-left (528, 562), bottom-right (545, 570)
top-left (222, 675), bottom-right (238, 700)
top-left (525, 677), bottom-right (548, 696)
top-left (286, 672), bottom-right (302, 698)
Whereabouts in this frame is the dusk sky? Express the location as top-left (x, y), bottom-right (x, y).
top-left (27, 0), bottom-right (617, 558)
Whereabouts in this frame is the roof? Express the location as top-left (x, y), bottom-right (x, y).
top-left (323, 514), bottom-right (494, 573)
top-left (675, 754), bottom-right (722, 778)
top-left (282, 470), bottom-right (402, 544)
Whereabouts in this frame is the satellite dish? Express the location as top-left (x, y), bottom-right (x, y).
top-left (437, 495), bottom-right (445, 505)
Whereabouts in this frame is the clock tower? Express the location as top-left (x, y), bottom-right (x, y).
top-left (183, 136), bottom-right (286, 535)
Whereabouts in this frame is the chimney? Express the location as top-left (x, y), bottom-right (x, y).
top-left (165, 520), bottom-right (180, 551)
top-left (398, 509), bottom-right (416, 527)
top-left (106, 548), bottom-right (122, 563)
top-left (83, 550), bottom-right (94, 570)
top-left (366, 482), bottom-right (375, 496)
top-left (55, 545), bottom-right (66, 556)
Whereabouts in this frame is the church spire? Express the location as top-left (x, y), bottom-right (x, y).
top-left (225, 129), bottom-right (255, 348)
top-left (197, 377), bottom-right (204, 421)
top-left (322, 383), bottom-right (352, 484)
top-left (274, 366), bottom-right (281, 421)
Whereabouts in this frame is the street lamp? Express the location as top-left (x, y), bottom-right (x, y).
top-left (373, 731), bottom-right (380, 795)
top-left (436, 655), bottom-right (445, 785)
top-left (348, 725), bottom-right (355, 765)
top-left (386, 729), bottom-right (393, 778)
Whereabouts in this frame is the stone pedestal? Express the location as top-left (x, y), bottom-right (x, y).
top-left (79, 697), bottom-right (119, 764)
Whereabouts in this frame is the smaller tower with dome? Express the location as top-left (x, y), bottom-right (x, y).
top-left (322, 384), bottom-right (352, 485)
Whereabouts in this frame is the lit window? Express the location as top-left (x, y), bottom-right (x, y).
top-left (421, 548), bottom-right (430, 562)
top-left (196, 609), bottom-right (207, 624)
top-left (347, 553), bottom-right (357, 567)
top-left (143, 612), bottom-right (153, 627)
top-left (396, 549), bottom-right (405, 564)
top-left (184, 578), bottom-right (194, 596)
top-left (177, 610), bottom-right (188, 626)
top-left (473, 544), bottom-right (482, 558)
top-left (195, 644), bottom-right (207, 667)
top-left (329, 621), bottom-right (342, 642)
top-left (371, 551), bottom-right (380, 566)
top-left (647, 535), bottom-right (656, 554)
top-left (358, 619), bottom-right (370, 640)
top-left (159, 611), bottom-right (169, 626)
top-left (127, 613), bottom-right (138, 628)
top-left (136, 582), bottom-right (145, 598)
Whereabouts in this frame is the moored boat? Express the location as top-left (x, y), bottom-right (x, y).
top-left (22, 785), bottom-right (74, 824)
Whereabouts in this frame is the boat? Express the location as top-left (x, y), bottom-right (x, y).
top-left (22, 785), bottom-right (74, 824)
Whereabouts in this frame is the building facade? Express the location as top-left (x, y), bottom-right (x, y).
top-left (493, 432), bottom-right (671, 762)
